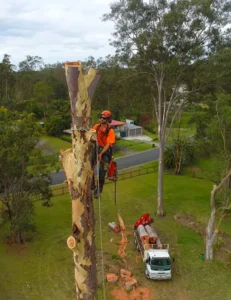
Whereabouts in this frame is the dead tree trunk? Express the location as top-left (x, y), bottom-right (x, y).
top-left (61, 61), bottom-right (100, 299)
top-left (206, 170), bottom-right (231, 260)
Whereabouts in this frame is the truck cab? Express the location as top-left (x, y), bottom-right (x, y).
top-left (145, 248), bottom-right (171, 280)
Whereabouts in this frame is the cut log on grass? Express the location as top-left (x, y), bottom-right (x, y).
top-left (117, 212), bottom-right (128, 259)
top-left (120, 269), bottom-right (132, 279)
top-left (108, 222), bottom-right (120, 233)
top-left (124, 277), bottom-right (137, 291)
top-left (61, 61), bottom-right (100, 299)
top-left (106, 274), bottom-right (118, 284)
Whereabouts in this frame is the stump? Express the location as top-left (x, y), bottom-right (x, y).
top-left (124, 277), bottom-right (137, 291)
top-left (106, 274), bottom-right (118, 284)
top-left (120, 269), bottom-right (132, 280)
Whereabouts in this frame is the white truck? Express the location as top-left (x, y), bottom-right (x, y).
top-left (134, 222), bottom-right (172, 280)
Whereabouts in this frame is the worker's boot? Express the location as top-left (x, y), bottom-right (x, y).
top-left (93, 188), bottom-right (99, 199)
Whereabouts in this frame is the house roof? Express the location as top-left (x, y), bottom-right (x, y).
top-left (110, 120), bottom-right (126, 126)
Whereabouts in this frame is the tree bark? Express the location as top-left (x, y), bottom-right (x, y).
top-left (15, 230), bottom-right (23, 244)
top-left (206, 170), bottom-right (231, 260)
top-left (157, 136), bottom-right (164, 216)
top-left (61, 61), bottom-right (100, 299)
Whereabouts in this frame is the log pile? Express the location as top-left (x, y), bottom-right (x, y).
top-left (137, 224), bottom-right (150, 249)
top-left (145, 224), bottom-right (158, 244)
top-left (137, 224), bottom-right (162, 249)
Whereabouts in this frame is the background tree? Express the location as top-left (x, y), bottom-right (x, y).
top-left (40, 62), bottom-right (68, 99)
top-left (33, 81), bottom-right (54, 119)
top-left (204, 95), bottom-right (231, 259)
top-left (103, 0), bottom-right (231, 215)
top-left (45, 115), bottom-right (68, 137)
top-left (17, 55), bottom-right (44, 101)
top-left (0, 112), bottom-right (53, 243)
top-left (0, 54), bottom-right (15, 107)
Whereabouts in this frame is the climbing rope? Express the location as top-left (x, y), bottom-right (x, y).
top-left (95, 141), bottom-right (106, 300)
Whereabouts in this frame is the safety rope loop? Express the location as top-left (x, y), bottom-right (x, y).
top-left (72, 115), bottom-right (92, 132)
top-left (72, 128), bottom-right (90, 132)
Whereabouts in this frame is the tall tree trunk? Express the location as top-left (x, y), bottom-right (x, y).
top-left (206, 204), bottom-right (218, 260)
top-left (157, 136), bottom-right (164, 216)
top-left (15, 230), bottom-right (23, 244)
top-left (5, 200), bottom-right (12, 220)
top-left (61, 61), bottom-right (100, 299)
top-left (206, 170), bottom-right (231, 260)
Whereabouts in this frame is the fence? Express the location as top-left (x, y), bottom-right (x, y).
top-left (50, 165), bottom-right (158, 198)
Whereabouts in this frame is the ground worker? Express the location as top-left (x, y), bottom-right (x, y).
top-left (92, 110), bottom-right (116, 198)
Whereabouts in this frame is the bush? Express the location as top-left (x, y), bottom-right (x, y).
top-left (145, 125), bottom-right (156, 134)
top-left (45, 116), bottom-right (66, 137)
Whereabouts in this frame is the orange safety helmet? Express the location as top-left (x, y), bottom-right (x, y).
top-left (101, 110), bottom-right (112, 118)
top-left (100, 110), bottom-right (112, 122)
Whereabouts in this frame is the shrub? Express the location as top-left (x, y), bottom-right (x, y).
top-left (45, 116), bottom-right (66, 137)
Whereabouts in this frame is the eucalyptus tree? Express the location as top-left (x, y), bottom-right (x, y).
top-left (0, 111), bottom-right (53, 243)
top-left (104, 0), bottom-right (231, 215)
top-left (17, 55), bottom-right (44, 100)
top-left (205, 95), bottom-right (231, 259)
top-left (0, 54), bottom-right (15, 105)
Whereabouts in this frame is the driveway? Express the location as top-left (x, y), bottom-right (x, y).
top-left (50, 148), bottom-right (159, 185)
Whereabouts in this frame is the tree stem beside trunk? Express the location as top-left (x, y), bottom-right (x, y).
top-left (157, 137), bottom-right (164, 216)
top-left (205, 169), bottom-right (231, 260)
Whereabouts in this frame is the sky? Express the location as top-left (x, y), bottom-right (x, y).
top-left (0, 0), bottom-right (115, 66)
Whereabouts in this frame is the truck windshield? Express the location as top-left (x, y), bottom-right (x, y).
top-left (151, 258), bottom-right (171, 268)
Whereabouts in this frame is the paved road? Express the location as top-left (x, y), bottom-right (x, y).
top-left (51, 148), bottom-right (159, 185)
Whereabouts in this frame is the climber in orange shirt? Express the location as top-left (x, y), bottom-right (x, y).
top-left (92, 110), bottom-right (115, 198)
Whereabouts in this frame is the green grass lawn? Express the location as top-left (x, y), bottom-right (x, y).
top-left (116, 139), bottom-right (153, 152)
top-left (41, 135), bottom-right (71, 154)
top-left (1, 172), bottom-right (231, 300)
top-left (183, 156), bottom-right (223, 183)
top-left (41, 135), bottom-right (152, 159)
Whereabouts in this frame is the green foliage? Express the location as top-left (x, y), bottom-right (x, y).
top-left (45, 115), bottom-right (67, 137)
top-left (192, 93), bottom-right (231, 177)
top-left (164, 138), bottom-right (195, 173)
top-left (33, 81), bottom-right (54, 118)
top-left (0, 112), bottom-right (54, 242)
top-left (0, 54), bottom-right (15, 106)
top-left (45, 116), bottom-right (67, 136)
top-left (25, 101), bottom-right (44, 119)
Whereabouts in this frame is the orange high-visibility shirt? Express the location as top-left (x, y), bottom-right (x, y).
top-left (93, 124), bottom-right (115, 148)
